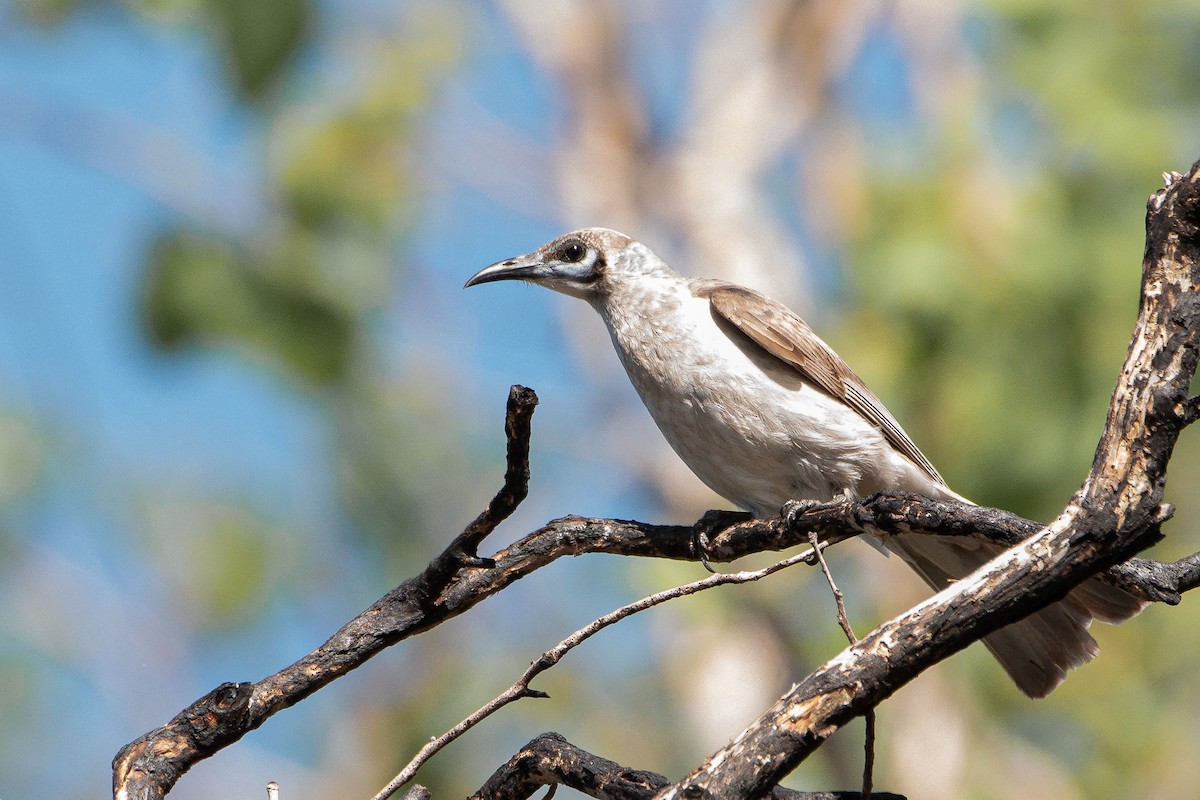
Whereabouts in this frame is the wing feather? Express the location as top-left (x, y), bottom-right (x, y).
top-left (699, 281), bottom-right (945, 485)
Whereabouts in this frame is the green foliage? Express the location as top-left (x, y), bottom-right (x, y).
top-left (143, 228), bottom-right (356, 385)
top-left (15, 0), bottom-right (311, 100)
top-left (203, 0), bottom-right (313, 101)
top-left (138, 499), bottom-right (276, 629)
top-left (0, 414), bottom-right (44, 504)
top-left (10, 0), bottom-right (84, 26)
top-left (278, 48), bottom-right (435, 232)
top-left (140, 24), bottom-right (454, 390)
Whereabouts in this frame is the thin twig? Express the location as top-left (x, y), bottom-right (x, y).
top-left (370, 543), bottom-right (830, 800)
top-left (861, 704), bottom-right (877, 799)
top-left (807, 533), bottom-right (854, 642)
top-left (808, 532), bottom-right (874, 800)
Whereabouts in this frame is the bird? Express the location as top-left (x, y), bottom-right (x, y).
top-left (465, 227), bottom-right (1144, 697)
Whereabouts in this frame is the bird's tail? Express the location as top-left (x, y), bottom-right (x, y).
top-left (886, 531), bottom-right (1145, 697)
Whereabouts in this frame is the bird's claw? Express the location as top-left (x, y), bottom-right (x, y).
top-left (691, 509), bottom-right (754, 573)
top-left (780, 500), bottom-right (826, 563)
top-left (693, 527), bottom-right (716, 573)
top-left (783, 498), bottom-right (829, 529)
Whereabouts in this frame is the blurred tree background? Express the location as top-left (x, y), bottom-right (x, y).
top-left (1, 1), bottom-right (1199, 798)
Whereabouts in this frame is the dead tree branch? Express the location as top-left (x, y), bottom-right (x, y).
top-left (807, 531), bottom-right (874, 799)
top-left (468, 733), bottom-right (904, 800)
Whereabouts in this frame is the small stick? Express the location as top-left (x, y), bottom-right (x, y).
top-left (808, 532), bottom-right (874, 799)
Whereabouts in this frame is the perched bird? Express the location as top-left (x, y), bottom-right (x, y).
top-left (466, 227), bottom-right (1143, 697)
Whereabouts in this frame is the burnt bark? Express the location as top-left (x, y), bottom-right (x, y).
top-left (468, 733), bottom-right (905, 800)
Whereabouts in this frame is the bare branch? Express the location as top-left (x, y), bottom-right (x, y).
top-left (112, 491), bottom-right (1200, 798)
top-left (455, 385), bottom-right (538, 559)
top-left (468, 733), bottom-right (905, 800)
top-left (806, 532), bottom-right (855, 644)
top-left (715, 493), bottom-right (1189, 605)
top-left (112, 476), bottom-right (1200, 797)
top-left (1171, 550), bottom-right (1200, 592)
top-left (114, 385), bottom-right (541, 800)
top-left (806, 532), bottom-right (873, 799)
top-left (409, 382), bottom-right (538, 583)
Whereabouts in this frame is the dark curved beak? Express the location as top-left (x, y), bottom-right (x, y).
top-left (464, 255), bottom-right (544, 288)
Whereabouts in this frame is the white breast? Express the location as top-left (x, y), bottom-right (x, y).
top-left (595, 276), bottom-right (932, 516)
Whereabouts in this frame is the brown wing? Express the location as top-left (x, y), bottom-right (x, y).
top-left (699, 281), bottom-right (945, 486)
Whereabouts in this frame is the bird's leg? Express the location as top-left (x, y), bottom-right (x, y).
top-left (780, 499), bottom-right (833, 564)
top-left (691, 509), bottom-right (755, 573)
top-left (781, 498), bottom-right (824, 519)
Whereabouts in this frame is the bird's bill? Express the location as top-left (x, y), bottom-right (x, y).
top-left (463, 254), bottom-right (547, 288)
top-left (465, 253), bottom-right (596, 291)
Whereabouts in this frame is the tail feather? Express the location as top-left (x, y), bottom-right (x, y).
top-left (887, 532), bottom-right (1145, 698)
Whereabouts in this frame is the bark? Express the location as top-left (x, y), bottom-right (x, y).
top-left (467, 733), bottom-right (904, 800)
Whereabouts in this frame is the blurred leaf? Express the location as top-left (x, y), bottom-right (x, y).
top-left (142, 500), bottom-right (275, 630)
top-left (276, 36), bottom-right (455, 233)
top-left (280, 114), bottom-right (409, 233)
top-left (10, 0), bottom-right (85, 26)
top-left (0, 414), bottom-right (44, 503)
top-left (204, 0), bottom-right (312, 100)
top-left (142, 228), bottom-right (355, 385)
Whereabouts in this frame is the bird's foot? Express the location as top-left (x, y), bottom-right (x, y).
top-left (781, 498), bottom-right (824, 524)
top-left (691, 509), bottom-right (754, 573)
top-left (780, 500), bottom-right (827, 563)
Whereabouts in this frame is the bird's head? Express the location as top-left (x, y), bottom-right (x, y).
top-left (465, 227), bottom-right (665, 301)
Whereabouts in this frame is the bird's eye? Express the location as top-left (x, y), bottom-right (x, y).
top-left (560, 241), bottom-right (587, 263)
